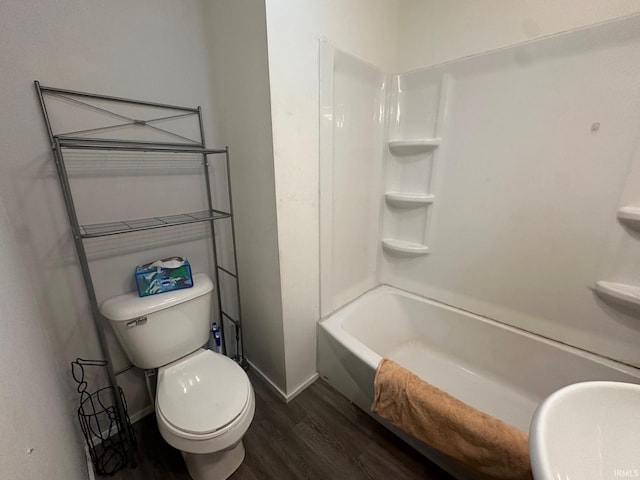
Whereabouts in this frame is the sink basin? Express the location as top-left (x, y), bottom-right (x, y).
top-left (530, 381), bottom-right (640, 480)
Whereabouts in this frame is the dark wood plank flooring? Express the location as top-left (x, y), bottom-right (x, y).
top-left (107, 371), bottom-right (453, 479)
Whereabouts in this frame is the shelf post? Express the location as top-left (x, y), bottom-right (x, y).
top-left (35, 80), bottom-right (136, 468)
top-left (197, 107), bottom-right (229, 357)
top-left (224, 146), bottom-right (246, 366)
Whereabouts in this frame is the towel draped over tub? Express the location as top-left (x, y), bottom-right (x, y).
top-left (371, 358), bottom-right (532, 480)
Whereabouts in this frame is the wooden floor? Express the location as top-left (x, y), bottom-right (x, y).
top-left (107, 371), bottom-right (453, 480)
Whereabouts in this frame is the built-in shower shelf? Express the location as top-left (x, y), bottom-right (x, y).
top-left (617, 207), bottom-right (640, 229)
top-left (388, 138), bottom-right (441, 153)
top-left (385, 192), bottom-right (435, 207)
top-left (594, 281), bottom-right (640, 308)
top-left (382, 239), bottom-right (429, 256)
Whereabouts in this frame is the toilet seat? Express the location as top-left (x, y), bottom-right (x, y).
top-left (157, 349), bottom-right (251, 437)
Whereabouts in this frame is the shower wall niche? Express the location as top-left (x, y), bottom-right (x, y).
top-left (320, 42), bottom-right (453, 315)
top-left (319, 43), bottom-right (453, 315)
top-left (382, 73), bottom-right (450, 256)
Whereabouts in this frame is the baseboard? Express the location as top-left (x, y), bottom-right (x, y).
top-left (246, 359), bottom-right (318, 403)
top-left (246, 359), bottom-right (288, 401)
top-left (129, 405), bottom-right (154, 424)
top-left (285, 372), bottom-right (319, 402)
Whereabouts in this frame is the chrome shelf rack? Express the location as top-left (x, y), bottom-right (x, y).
top-left (34, 82), bottom-right (246, 468)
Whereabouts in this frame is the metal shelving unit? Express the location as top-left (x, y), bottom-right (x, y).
top-left (34, 82), bottom-right (246, 467)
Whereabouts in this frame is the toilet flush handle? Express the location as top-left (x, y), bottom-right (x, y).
top-left (126, 316), bottom-right (147, 328)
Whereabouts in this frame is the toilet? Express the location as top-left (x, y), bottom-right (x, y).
top-left (100, 273), bottom-right (254, 480)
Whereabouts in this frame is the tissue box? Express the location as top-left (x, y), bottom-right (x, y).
top-left (135, 256), bottom-right (193, 297)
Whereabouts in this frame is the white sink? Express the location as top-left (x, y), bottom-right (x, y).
top-left (530, 381), bottom-right (640, 480)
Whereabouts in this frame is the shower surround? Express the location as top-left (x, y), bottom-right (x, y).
top-left (318, 14), bottom-right (640, 476)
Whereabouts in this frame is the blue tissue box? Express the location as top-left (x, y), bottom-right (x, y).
top-left (135, 257), bottom-right (193, 297)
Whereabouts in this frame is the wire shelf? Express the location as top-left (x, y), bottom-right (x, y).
top-left (58, 137), bottom-right (227, 155)
top-left (80, 209), bottom-right (230, 238)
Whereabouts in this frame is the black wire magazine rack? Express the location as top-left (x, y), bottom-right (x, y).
top-left (71, 358), bottom-right (137, 476)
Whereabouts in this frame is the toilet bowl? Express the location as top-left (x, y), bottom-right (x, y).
top-left (99, 273), bottom-right (255, 480)
top-left (155, 349), bottom-right (255, 480)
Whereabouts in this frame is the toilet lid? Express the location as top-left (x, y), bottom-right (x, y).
top-left (157, 350), bottom-right (250, 435)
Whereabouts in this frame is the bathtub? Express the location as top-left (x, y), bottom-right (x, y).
top-left (317, 285), bottom-right (640, 478)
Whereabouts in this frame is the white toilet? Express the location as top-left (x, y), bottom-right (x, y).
top-left (100, 273), bottom-right (255, 480)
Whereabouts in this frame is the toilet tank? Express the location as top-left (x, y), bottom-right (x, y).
top-left (100, 273), bottom-right (214, 369)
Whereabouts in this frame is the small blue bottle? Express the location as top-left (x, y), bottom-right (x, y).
top-left (211, 322), bottom-right (222, 354)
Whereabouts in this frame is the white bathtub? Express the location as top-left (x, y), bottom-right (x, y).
top-left (317, 285), bottom-right (640, 477)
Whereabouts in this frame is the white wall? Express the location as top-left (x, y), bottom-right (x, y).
top-left (397, 0), bottom-right (640, 71)
top-left (0, 0), bottom-right (221, 419)
top-left (264, 0), bottom-right (399, 392)
top-left (203, 0), bottom-right (287, 391)
top-left (0, 199), bottom-right (87, 480)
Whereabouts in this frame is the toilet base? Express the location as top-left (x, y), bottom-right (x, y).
top-left (182, 441), bottom-right (245, 480)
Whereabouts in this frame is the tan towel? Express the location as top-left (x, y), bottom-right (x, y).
top-left (371, 358), bottom-right (532, 480)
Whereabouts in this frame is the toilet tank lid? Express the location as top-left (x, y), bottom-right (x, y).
top-left (100, 273), bottom-right (213, 322)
